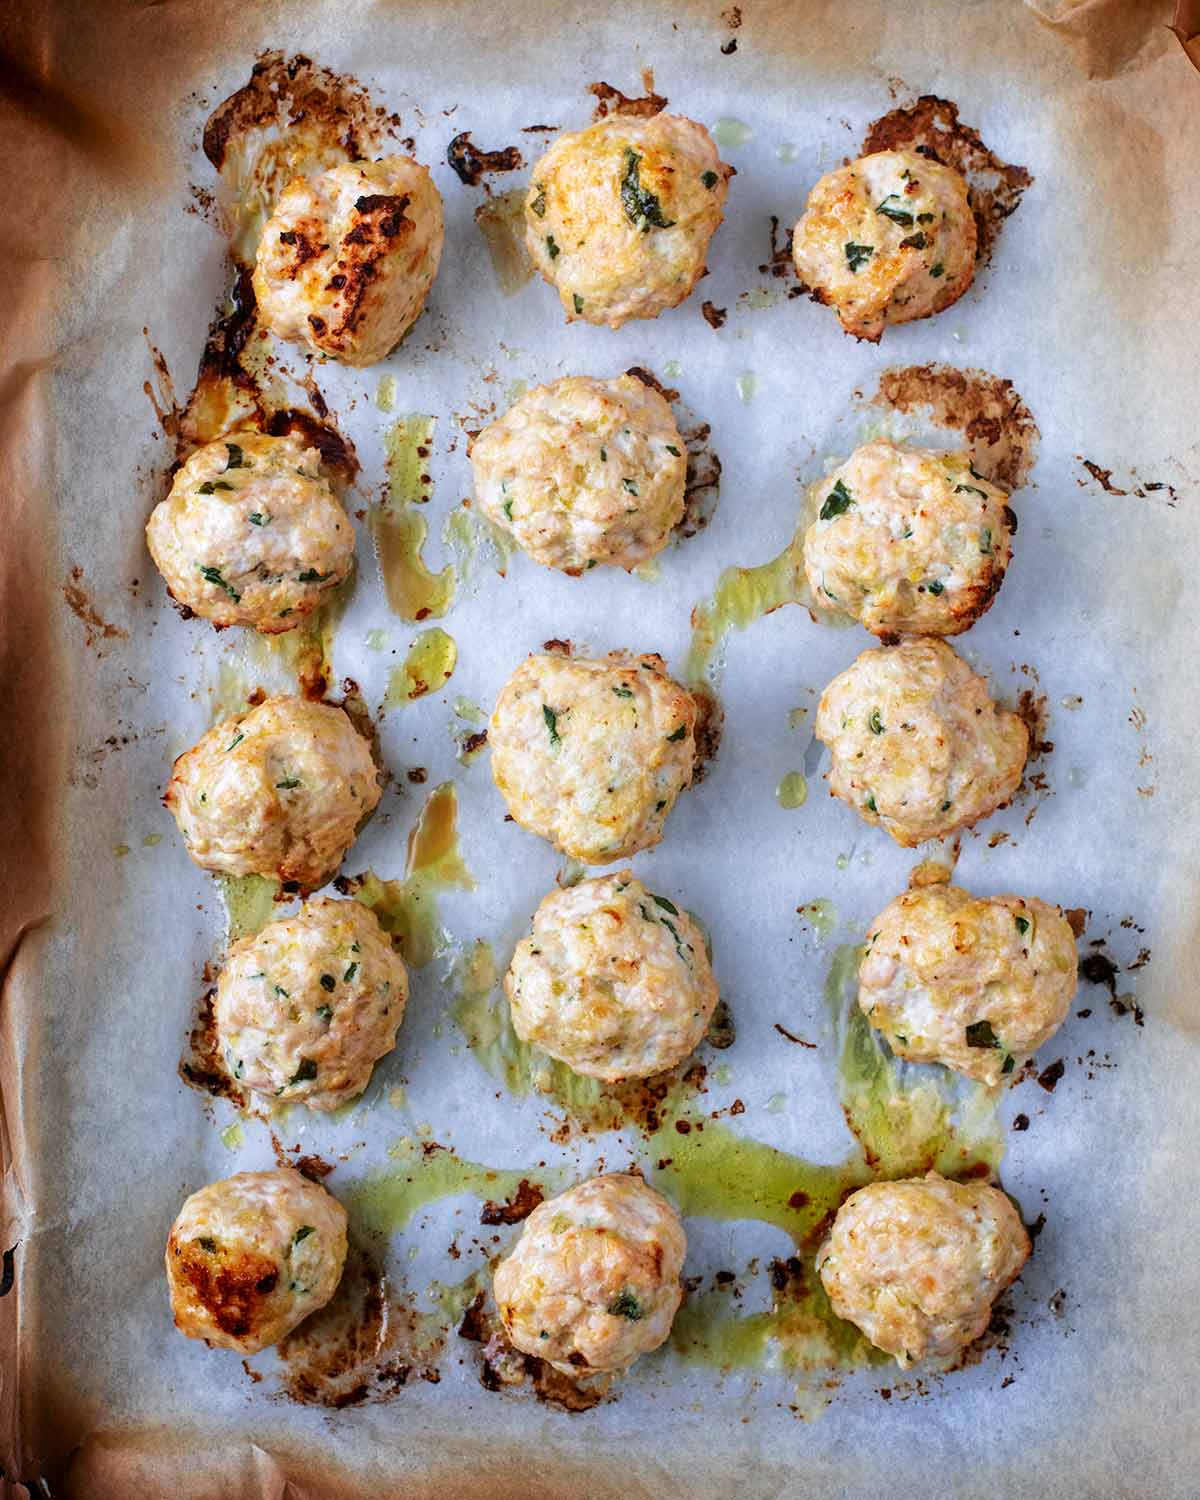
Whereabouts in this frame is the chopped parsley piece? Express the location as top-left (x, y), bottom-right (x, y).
top-left (292, 1225), bottom-right (315, 1245)
top-left (612, 685), bottom-right (634, 699)
top-left (198, 1236), bottom-right (217, 1253)
top-left (666, 444), bottom-right (681, 456)
top-left (296, 568), bottom-right (332, 584)
top-left (980, 527), bottom-right (993, 555)
top-left (225, 731), bottom-right (245, 752)
top-left (927, 579), bottom-right (945, 595)
top-left (865, 793), bottom-right (877, 812)
top-left (820, 479), bottom-right (854, 520)
top-left (875, 195), bottom-right (914, 227)
top-left (274, 984), bottom-right (289, 997)
top-left (248, 512), bottom-right (269, 526)
top-left (899, 231), bottom-right (927, 250)
top-left (666, 724), bottom-right (687, 742)
top-left (543, 704), bottom-right (562, 747)
top-left (197, 480), bottom-right (234, 495)
top-left (599, 446), bottom-right (607, 462)
top-left (650, 893), bottom-right (679, 915)
top-left (620, 147), bottom-right (676, 231)
top-left (701, 170), bottom-right (719, 189)
top-left (956, 483), bottom-right (989, 499)
top-left (199, 564), bottom-right (240, 602)
top-left (929, 262), bottom-right (945, 278)
top-left (916, 212), bottom-right (935, 224)
top-left (1015, 915), bottom-right (1030, 936)
top-left (344, 961), bottom-right (358, 982)
top-left (868, 709), bottom-right (884, 735)
top-left (288, 1058), bottom-right (318, 1085)
top-left (940, 800), bottom-right (952, 812)
top-left (622, 477), bottom-right (639, 496)
top-left (545, 234), bottom-right (560, 260)
top-left (316, 1004), bottom-right (333, 1024)
top-left (573, 293), bottom-right (584, 313)
top-left (502, 499), bottom-right (514, 521)
top-left (320, 973), bottom-right (336, 992)
top-left (225, 442), bottom-right (245, 469)
top-left (275, 777), bottom-right (300, 789)
top-left (965, 1019), bottom-right (1000, 1049)
top-left (531, 184), bottom-right (547, 217)
top-left (844, 241), bottom-right (874, 272)
top-left (1002, 1053), bottom-right (1016, 1075)
top-left (607, 1289), bottom-right (644, 1320)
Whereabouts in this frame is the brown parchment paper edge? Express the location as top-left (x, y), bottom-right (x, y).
top-left (0, 0), bottom-right (1197, 1491)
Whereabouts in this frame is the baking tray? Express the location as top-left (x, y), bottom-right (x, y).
top-left (2, 1), bottom-right (1199, 1495)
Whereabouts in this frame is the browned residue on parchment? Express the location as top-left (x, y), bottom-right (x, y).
top-left (1076, 457), bottom-right (1179, 507)
top-left (871, 364), bottom-right (1040, 492)
top-left (624, 365), bottom-right (723, 545)
top-left (178, 987), bottom-right (246, 1109)
top-left (202, 50), bottom-right (397, 180)
top-left (447, 132), bottom-right (524, 187)
top-left (589, 72), bottom-right (667, 120)
top-left (863, 96), bottom-right (1033, 267)
top-left (459, 1290), bottom-right (609, 1413)
top-left (479, 1179), bottom-right (544, 1225)
top-left (62, 568), bottom-right (127, 649)
top-left (1016, 689), bottom-right (1054, 761)
top-left (276, 1247), bottom-right (444, 1407)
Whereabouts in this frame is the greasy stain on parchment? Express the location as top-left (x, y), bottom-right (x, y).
top-left (274, 1243), bottom-right (444, 1407)
top-left (369, 415), bottom-right (455, 622)
top-left (862, 96), bottom-right (1033, 268)
top-left (474, 190), bottom-right (534, 295)
top-left (339, 781), bottom-right (473, 969)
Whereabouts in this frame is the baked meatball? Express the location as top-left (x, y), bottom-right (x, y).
top-left (493, 1173), bottom-right (686, 1373)
top-left (816, 1172), bottom-right (1030, 1367)
top-left (166, 1168), bottom-right (348, 1354)
top-left (792, 148), bottom-right (976, 342)
top-left (146, 432), bottom-right (354, 633)
top-left (505, 871), bottom-right (718, 1081)
top-left (803, 442), bottom-right (1013, 637)
top-left (470, 375), bottom-right (686, 575)
top-left (859, 885), bottom-right (1078, 1085)
top-left (253, 157), bottom-right (444, 366)
top-left (165, 696), bottom-right (380, 889)
top-left (216, 896), bottom-right (408, 1109)
top-left (814, 638), bottom-right (1027, 846)
top-left (489, 652), bottom-right (696, 864)
top-left (525, 114), bottom-right (732, 328)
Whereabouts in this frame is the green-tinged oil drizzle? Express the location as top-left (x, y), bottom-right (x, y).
top-left (217, 873), bottom-right (279, 941)
top-left (351, 783), bottom-right (473, 968)
top-left (777, 771), bottom-right (808, 809)
top-left (443, 506), bottom-right (517, 581)
top-left (345, 1136), bottom-right (548, 1239)
top-left (451, 940), bottom-right (708, 1134)
top-left (475, 189), bottom-right (534, 294)
top-left (385, 627), bottom-right (458, 710)
top-left (686, 480), bottom-right (850, 687)
top-left (825, 943), bottom-right (1005, 1177)
top-left (369, 416), bottom-right (455, 622)
top-left (210, 576), bottom-right (352, 717)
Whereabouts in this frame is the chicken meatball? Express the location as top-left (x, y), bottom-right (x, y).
top-left (489, 652), bottom-right (696, 864)
top-left (526, 114), bottom-right (732, 329)
top-left (506, 872), bottom-right (717, 1081)
top-left (166, 1168), bottom-right (348, 1354)
top-left (216, 896), bottom-right (408, 1109)
top-left (165, 695), bottom-right (381, 888)
top-left (859, 885), bottom-right (1078, 1085)
top-left (816, 1172), bottom-right (1030, 1367)
top-left (146, 432), bottom-right (354, 633)
top-left (814, 638), bottom-right (1027, 846)
top-left (792, 148), bottom-right (976, 342)
top-left (253, 157), bottom-right (444, 366)
top-left (803, 442), bottom-right (1014, 638)
top-left (493, 1173), bottom-right (686, 1374)
top-left (470, 375), bottom-right (687, 575)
